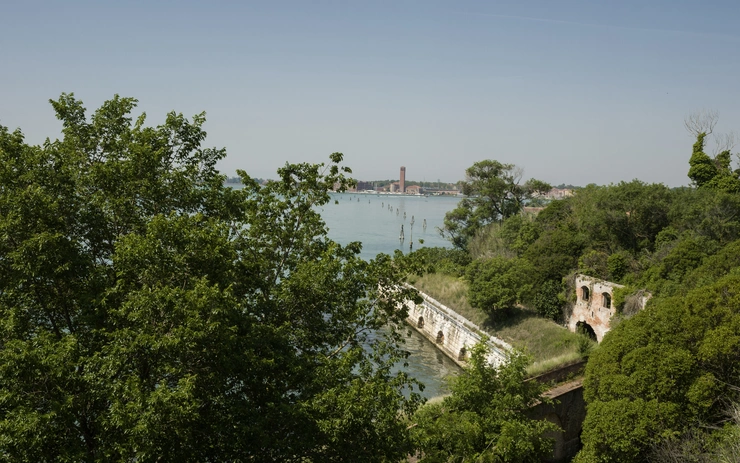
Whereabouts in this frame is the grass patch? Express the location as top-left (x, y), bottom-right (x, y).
top-left (408, 273), bottom-right (488, 327)
top-left (484, 306), bottom-right (589, 371)
top-left (526, 352), bottom-right (584, 377)
top-left (408, 273), bottom-right (592, 376)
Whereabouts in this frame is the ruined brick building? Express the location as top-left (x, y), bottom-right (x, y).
top-left (568, 274), bottom-right (650, 342)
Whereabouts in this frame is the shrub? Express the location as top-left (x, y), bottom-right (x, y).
top-left (533, 279), bottom-right (564, 321)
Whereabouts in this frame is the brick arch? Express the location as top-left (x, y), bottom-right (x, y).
top-left (576, 321), bottom-right (597, 341)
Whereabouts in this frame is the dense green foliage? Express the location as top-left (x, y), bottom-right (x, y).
top-left (688, 133), bottom-right (740, 193)
top-left (465, 257), bottom-right (534, 317)
top-left (532, 279), bottom-right (563, 320)
top-left (410, 246), bottom-right (472, 277)
top-left (576, 273), bottom-right (740, 462)
top-left (429, 128), bottom-right (740, 462)
top-left (650, 402), bottom-right (740, 463)
top-left (445, 176), bottom-right (740, 319)
top-left (6, 94), bottom-right (740, 463)
top-left (410, 343), bottom-right (558, 462)
top-left (467, 214), bottom-right (540, 261)
top-left (440, 160), bottom-right (550, 249)
top-left (0, 95), bottom-right (423, 462)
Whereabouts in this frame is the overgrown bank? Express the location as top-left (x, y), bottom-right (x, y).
top-left (407, 272), bottom-right (591, 377)
top-left (417, 119), bottom-right (740, 462)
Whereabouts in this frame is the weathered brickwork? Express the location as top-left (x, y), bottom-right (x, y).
top-left (568, 274), bottom-right (650, 342)
top-left (528, 379), bottom-right (585, 462)
top-left (568, 274), bottom-right (622, 342)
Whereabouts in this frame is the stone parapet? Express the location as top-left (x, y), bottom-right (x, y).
top-left (405, 289), bottom-right (510, 367)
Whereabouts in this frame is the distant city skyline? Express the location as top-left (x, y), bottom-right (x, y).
top-left (2, 1), bottom-right (740, 186)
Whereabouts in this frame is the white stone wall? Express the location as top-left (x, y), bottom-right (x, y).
top-left (405, 291), bottom-right (510, 367)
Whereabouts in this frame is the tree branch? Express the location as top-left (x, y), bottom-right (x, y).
top-left (685, 109), bottom-right (719, 137)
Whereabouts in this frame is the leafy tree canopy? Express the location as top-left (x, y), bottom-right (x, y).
top-left (532, 279), bottom-right (564, 321)
top-left (688, 132), bottom-right (740, 193)
top-left (410, 344), bottom-right (558, 462)
top-left (576, 273), bottom-right (740, 462)
top-left (0, 94), bottom-right (423, 462)
top-left (409, 117), bottom-right (740, 462)
top-left (440, 160), bottom-right (550, 249)
top-left (465, 257), bottom-right (534, 316)
top-left (408, 246), bottom-right (472, 277)
top-left (468, 214), bottom-right (541, 261)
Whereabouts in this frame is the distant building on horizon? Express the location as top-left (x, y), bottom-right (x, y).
top-left (356, 181), bottom-right (373, 191)
top-left (400, 166), bottom-right (406, 193)
top-left (540, 187), bottom-right (574, 200)
top-left (405, 185), bottom-right (421, 195)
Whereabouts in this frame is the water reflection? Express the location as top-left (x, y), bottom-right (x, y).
top-left (318, 192), bottom-right (465, 397)
top-left (398, 327), bottom-right (462, 399)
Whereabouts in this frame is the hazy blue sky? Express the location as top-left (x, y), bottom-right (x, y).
top-left (2, 0), bottom-right (740, 186)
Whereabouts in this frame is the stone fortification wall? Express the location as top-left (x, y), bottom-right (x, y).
top-left (406, 290), bottom-right (511, 367)
top-left (528, 379), bottom-right (585, 462)
top-left (408, 288), bottom-right (588, 462)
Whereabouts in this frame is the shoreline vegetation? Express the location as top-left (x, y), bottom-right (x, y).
top-left (407, 272), bottom-right (590, 377)
top-left (6, 94), bottom-right (740, 462)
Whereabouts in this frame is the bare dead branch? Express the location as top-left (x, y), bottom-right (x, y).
top-left (685, 109), bottom-right (719, 136)
top-left (712, 131), bottom-right (738, 155)
top-left (511, 166), bottom-right (524, 184)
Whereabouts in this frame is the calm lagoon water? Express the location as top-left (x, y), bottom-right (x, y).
top-left (228, 185), bottom-right (465, 398)
top-left (319, 192), bottom-right (461, 260)
top-left (320, 192), bottom-right (464, 398)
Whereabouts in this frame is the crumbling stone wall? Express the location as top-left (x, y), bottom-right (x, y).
top-left (568, 274), bottom-right (622, 342)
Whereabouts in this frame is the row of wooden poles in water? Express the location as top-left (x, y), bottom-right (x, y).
top-left (342, 195), bottom-right (429, 251)
top-left (379, 201), bottom-right (427, 250)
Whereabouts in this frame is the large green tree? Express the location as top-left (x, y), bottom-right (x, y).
top-left (575, 273), bottom-right (740, 462)
top-left (688, 133), bottom-right (740, 193)
top-left (410, 343), bottom-right (558, 462)
top-left (441, 160), bottom-right (550, 249)
top-left (0, 94), bottom-right (422, 462)
top-left (465, 257), bottom-right (534, 316)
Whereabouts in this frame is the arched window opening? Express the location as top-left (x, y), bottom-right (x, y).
top-left (602, 293), bottom-right (611, 309)
top-left (417, 316), bottom-right (424, 328)
top-left (436, 331), bottom-right (444, 344)
top-left (458, 347), bottom-right (467, 361)
top-left (581, 286), bottom-right (590, 301)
